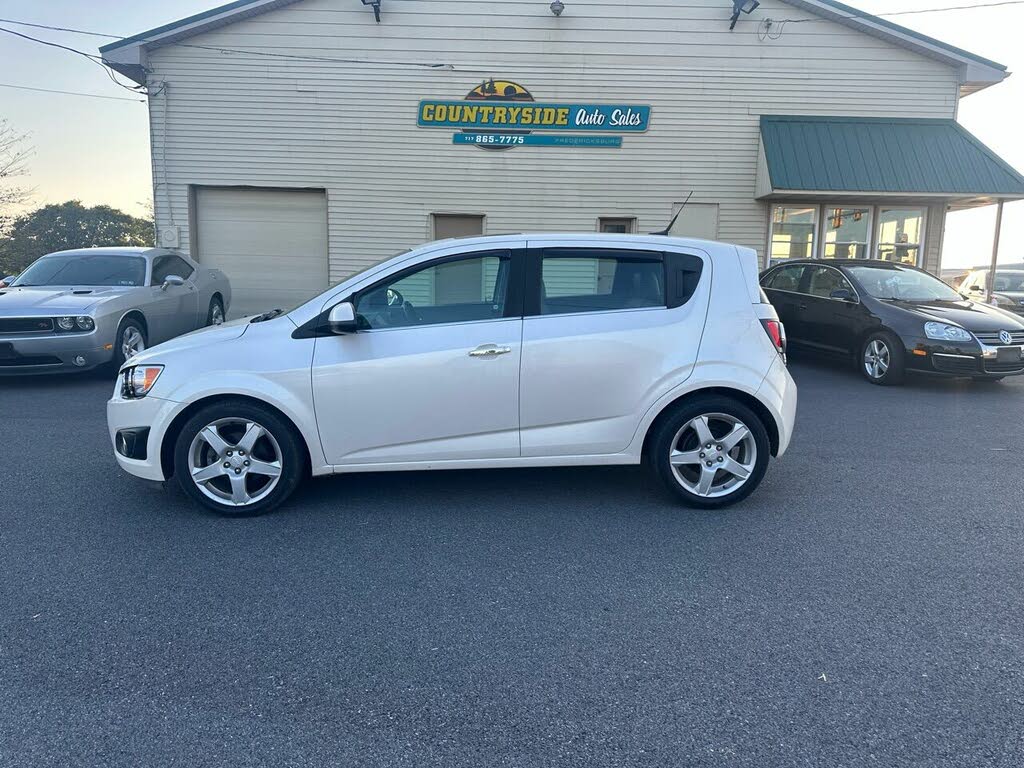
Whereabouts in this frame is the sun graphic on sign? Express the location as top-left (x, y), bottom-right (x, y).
top-left (465, 80), bottom-right (534, 101)
top-left (462, 79), bottom-right (534, 150)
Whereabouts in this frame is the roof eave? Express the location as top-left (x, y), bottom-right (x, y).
top-left (782, 0), bottom-right (1008, 93)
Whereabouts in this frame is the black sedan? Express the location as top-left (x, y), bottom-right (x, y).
top-left (760, 259), bottom-right (1024, 385)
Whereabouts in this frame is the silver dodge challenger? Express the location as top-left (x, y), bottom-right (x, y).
top-left (0, 247), bottom-right (231, 374)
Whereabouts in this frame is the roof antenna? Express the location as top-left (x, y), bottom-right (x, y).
top-left (651, 191), bottom-right (693, 236)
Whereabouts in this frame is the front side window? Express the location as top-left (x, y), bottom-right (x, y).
top-left (769, 206), bottom-right (817, 264)
top-left (847, 265), bottom-right (961, 302)
top-left (806, 266), bottom-right (855, 298)
top-left (13, 254), bottom-right (147, 287)
top-left (877, 208), bottom-right (924, 265)
top-left (540, 250), bottom-right (664, 315)
top-left (356, 251), bottom-right (510, 330)
top-left (823, 207), bottom-right (871, 259)
top-left (762, 264), bottom-right (806, 292)
top-left (151, 255), bottom-right (194, 284)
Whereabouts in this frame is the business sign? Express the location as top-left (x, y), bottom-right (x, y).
top-left (417, 79), bottom-right (651, 150)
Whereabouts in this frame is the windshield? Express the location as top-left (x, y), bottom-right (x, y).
top-left (847, 265), bottom-right (962, 302)
top-left (13, 253), bottom-right (147, 287)
top-left (994, 271), bottom-right (1024, 292)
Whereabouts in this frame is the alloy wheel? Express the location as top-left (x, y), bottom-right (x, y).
top-left (210, 303), bottom-right (225, 325)
top-left (122, 326), bottom-right (146, 360)
top-left (668, 413), bottom-right (757, 498)
top-left (187, 418), bottom-right (283, 507)
top-left (864, 339), bottom-right (890, 380)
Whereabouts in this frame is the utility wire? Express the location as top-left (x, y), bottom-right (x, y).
top-left (0, 17), bottom-right (118, 38)
top-left (0, 82), bottom-right (145, 102)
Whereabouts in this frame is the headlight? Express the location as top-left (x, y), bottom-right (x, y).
top-left (924, 322), bottom-right (973, 342)
top-left (992, 293), bottom-right (1014, 308)
top-left (56, 316), bottom-right (75, 331)
top-left (75, 315), bottom-right (95, 331)
top-left (121, 365), bottom-right (163, 398)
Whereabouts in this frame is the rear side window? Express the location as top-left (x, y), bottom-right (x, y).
top-left (539, 249), bottom-right (665, 316)
top-left (762, 264), bottom-right (805, 292)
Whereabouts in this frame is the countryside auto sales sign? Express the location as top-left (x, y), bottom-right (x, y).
top-left (418, 79), bottom-right (651, 149)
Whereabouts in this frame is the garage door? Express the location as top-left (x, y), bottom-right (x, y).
top-left (195, 188), bottom-right (329, 317)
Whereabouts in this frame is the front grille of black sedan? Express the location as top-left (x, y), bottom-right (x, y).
top-left (974, 330), bottom-right (1024, 346)
top-left (0, 317), bottom-right (55, 334)
top-left (932, 355), bottom-right (979, 375)
top-left (985, 359), bottom-right (1024, 374)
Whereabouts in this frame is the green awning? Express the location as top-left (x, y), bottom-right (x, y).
top-left (758, 115), bottom-right (1024, 200)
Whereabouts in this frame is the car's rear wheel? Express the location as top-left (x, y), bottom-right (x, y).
top-left (650, 397), bottom-right (771, 509)
top-left (860, 331), bottom-right (905, 386)
top-left (112, 317), bottom-right (147, 370)
top-left (173, 400), bottom-right (305, 517)
top-left (207, 296), bottom-right (225, 326)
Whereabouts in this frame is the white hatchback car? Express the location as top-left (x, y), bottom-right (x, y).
top-left (108, 235), bottom-right (796, 516)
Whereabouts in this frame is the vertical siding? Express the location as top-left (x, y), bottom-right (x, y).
top-left (144, 0), bottom-right (961, 279)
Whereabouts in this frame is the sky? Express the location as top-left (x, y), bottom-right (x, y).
top-left (1, 0), bottom-right (1023, 269)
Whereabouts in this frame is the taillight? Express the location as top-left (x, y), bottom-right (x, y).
top-left (761, 319), bottom-right (787, 358)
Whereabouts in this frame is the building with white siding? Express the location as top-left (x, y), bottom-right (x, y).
top-left (102, 0), bottom-right (1024, 315)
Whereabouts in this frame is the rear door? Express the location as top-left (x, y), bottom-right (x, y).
top-left (518, 240), bottom-right (708, 457)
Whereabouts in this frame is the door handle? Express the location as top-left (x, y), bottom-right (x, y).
top-left (798, 303), bottom-right (808, 311)
top-left (469, 344), bottom-right (512, 358)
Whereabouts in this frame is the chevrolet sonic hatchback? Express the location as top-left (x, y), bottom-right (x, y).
top-left (108, 235), bottom-right (797, 516)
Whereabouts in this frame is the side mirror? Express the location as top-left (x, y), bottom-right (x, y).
top-left (161, 274), bottom-right (185, 290)
top-left (0, 275), bottom-right (16, 287)
top-left (968, 284), bottom-right (984, 294)
top-left (328, 301), bottom-right (358, 334)
top-left (830, 288), bottom-right (857, 302)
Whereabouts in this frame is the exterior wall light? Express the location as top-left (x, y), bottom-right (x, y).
top-left (729, 0), bottom-right (760, 29)
top-left (361, 0), bottom-right (382, 23)
top-left (550, 1), bottom-right (565, 17)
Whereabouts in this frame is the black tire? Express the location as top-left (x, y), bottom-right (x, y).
top-left (859, 331), bottom-right (905, 386)
top-left (649, 396), bottom-right (771, 510)
top-left (206, 296), bottom-right (225, 326)
top-left (112, 316), bottom-right (147, 370)
top-left (173, 399), bottom-right (305, 517)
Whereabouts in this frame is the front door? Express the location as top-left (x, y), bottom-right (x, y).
top-left (312, 248), bottom-right (523, 465)
top-left (800, 265), bottom-right (864, 353)
top-left (148, 254), bottom-right (199, 342)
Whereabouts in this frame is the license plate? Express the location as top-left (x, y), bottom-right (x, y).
top-left (997, 346), bottom-right (1023, 363)
top-left (0, 343), bottom-right (15, 360)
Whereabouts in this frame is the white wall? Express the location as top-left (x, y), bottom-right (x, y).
top-left (144, 0), bottom-right (961, 280)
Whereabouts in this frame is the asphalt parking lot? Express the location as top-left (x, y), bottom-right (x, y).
top-left (1, 356), bottom-right (1023, 768)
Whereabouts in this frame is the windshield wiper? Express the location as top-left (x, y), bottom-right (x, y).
top-left (250, 308), bottom-right (283, 323)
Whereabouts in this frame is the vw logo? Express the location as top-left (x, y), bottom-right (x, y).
top-left (999, 330), bottom-right (1013, 346)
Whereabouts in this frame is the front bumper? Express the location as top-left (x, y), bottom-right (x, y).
top-left (904, 337), bottom-right (1024, 378)
top-left (0, 332), bottom-right (114, 374)
top-left (107, 388), bottom-right (182, 482)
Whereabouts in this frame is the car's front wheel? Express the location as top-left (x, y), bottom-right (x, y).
top-left (650, 397), bottom-right (771, 509)
top-left (112, 317), bottom-right (147, 370)
top-left (860, 331), bottom-right (905, 386)
top-left (173, 400), bottom-right (305, 516)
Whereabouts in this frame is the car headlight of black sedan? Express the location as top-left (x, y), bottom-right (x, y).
top-left (924, 322), bottom-right (973, 342)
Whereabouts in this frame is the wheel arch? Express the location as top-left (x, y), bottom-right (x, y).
top-left (641, 386), bottom-right (781, 459)
top-left (118, 309), bottom-right (148, 337)
top-left (160, 394), bottom-right (312, 480)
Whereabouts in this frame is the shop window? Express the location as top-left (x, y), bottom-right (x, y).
top-left (876, 208), bottom-right (924, 265)
top-left (599, 217), bottom-right (636, 234)
top-left (823, 207), bottom-right (871, 259)
top-left (769, 206), bottom-right (817, 264)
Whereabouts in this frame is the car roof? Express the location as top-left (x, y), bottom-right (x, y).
top-left (41, 247), bottom-right (172, 258)
top-left (767, 259), bottom-right (920, 270)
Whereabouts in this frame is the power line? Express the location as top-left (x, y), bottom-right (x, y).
top-left (0, 17), bottom-right (118, 38)
top-left (0, 82), bottom-right (145, 102)
top-left (770, 0), bottom-right (1024, 26)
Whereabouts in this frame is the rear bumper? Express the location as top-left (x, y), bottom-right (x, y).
top-left (756, 355), bottom-right (798, 457)
top-left (0, 333), bottom-right (114, 375)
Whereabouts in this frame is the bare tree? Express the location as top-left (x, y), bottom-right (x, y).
top-left (0, 119), bottom-right (32, 235)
